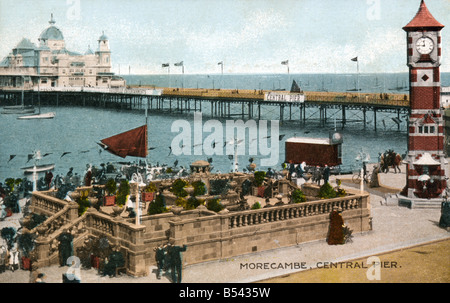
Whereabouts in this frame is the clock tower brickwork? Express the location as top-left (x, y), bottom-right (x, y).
top-left (402, 0), bottom-right (446, 199)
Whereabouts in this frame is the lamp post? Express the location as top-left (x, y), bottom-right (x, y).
top-left (174, 61), bottom-right (184, 88)
top-left (355, 149), bottom-right (370, 192)
top-left (130, 178), bottom-right (146, 226)
top-left (162, 63), bottom-right (170, 87)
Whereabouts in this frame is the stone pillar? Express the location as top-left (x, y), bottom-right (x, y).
top-left (126, 225), bottom-right (148, 277)
top-left (34, 226), bottom-right (51, 268)
top-left (67, 201), bottom-right (79, 221)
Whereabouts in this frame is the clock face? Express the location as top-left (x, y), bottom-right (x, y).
top-left (416, 37), bottom-right (434, 55)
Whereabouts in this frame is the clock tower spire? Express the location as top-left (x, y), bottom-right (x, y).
top-left (402, 0), bottom-right (446, 200)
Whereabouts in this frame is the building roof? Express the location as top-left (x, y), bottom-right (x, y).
top-left (285, 137), bottom-right (332, 145)
top-left (403, 0), bottom-right (444, 31)
top-left (85, 46), bottom-right (94, 55)
top-left (413, 152), bottom-right (440, 165)
top-left (98, 31), bottom-right (108, 41)
top-left (14, 38), bottom-right (37, 50)
top-left (39, 25), bottom-right (64, 41)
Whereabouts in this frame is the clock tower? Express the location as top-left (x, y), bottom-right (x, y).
top-left (402, 0), bottom-right (446, 199)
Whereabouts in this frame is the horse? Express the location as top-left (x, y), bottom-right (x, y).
top-left (380, 150), bottom-right (403, 173)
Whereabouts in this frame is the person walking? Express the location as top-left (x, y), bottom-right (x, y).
top-left (154, 244), bottom-right (165, 279)
top-left (0, 246), bottom-right (7, 273)
top-left (168, 243), bottom-right (187, 283)
top-left (323, 165), bottom-right (330, 185)
top-left (9, 247), bottom-right (20, 272)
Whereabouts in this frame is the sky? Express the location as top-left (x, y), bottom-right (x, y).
top-left (0, 0), bottom-right (449, 75)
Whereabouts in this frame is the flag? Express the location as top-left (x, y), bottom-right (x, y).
top-left (162, 63), bottom-right (169, 68)
top-left (174, 61), bottom-right (183, 66)
top-left (27, 154), bottom-right (34, 163)
top-left (218, 61), bottom-right (223, 65)
top-left (351, 57), bottom-right (358, 62)
top-left (60, 152), bottom-right (71, 158)
top-left (281, 60), bottom-right (289, 65)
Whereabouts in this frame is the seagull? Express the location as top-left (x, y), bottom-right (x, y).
top-left (60, 152), bottom-right (71, 158)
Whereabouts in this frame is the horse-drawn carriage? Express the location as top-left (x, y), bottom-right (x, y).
top-left (380, 150), bottom-right (404, 173)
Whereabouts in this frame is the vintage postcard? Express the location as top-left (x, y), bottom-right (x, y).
top-left (0, 0), bottom-right (449, 291)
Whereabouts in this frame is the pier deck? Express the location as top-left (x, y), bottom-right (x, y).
top-left (0, 86), bottom-right (410, 131)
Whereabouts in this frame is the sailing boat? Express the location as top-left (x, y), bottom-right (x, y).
top-left (17, 81), bottom-right (55, 119)
top-left (389, 78), bottom-right (408, 91)
top-left (347, 78), bottom-right (361, 92)
top-left (97, 125), bottom-right (148, 158)
top-left (21, 150), bottom-right (55, 175)
top-left (1, 76), bottom-right (35, 114)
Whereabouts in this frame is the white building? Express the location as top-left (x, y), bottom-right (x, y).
top-left (442, 86), bottom-right (450, 108)
top-left (0, 14), bottom-right (125, 89)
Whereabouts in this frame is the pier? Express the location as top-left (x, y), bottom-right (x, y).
top-left (0, 86), bottom-right (410, 131)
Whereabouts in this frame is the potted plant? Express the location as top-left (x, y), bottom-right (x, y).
top-left (253, 171), bottom-right (266, 197)
top-left (142, 182), bottom-right (157, 202)
top-left (17, 231), bottom-right (35, 270)
top-left (104, 178), bottom-right (117, 206)
top-left (77, 190), bottom-right (91, 216)
top-left (113, 180), bottom-right (130, 215)
top-left (291, 189), bottom-right (306, 203)
top-left (171, 178), bottom-right (188, 198)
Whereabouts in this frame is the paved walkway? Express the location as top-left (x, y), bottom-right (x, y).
top-left (0, 166), bottom-right (448, 283)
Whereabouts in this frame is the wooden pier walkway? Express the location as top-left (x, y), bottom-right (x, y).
top-left (0, 86), bottom-right (410, 131)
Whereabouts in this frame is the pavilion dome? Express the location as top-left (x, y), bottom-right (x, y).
top-left (98, 32), bottom-right (108, 41)
top-left (39, 26), bottom-right (64, 41)
top-left (39, 14), bottom-right (64, 41)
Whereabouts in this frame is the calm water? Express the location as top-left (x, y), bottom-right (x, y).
top-left (3, 72), bottom-right (448, 181)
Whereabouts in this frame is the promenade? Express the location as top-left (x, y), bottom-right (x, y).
top-left (0, 164), bottom-right (448, 283)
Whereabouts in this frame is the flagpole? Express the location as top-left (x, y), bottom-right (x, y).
top-left (357, 58), bottom-right (360, 102)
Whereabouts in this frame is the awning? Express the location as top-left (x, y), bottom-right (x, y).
top-left (413, 153), bottom-right (440, 166)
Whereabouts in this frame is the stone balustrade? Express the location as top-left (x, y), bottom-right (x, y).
top-left (227, 194), bottom-right (365, 229)
top-left (31, 191), bottom-right (68, 216)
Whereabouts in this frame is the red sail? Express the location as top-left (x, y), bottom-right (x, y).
top-left (99, 125), bottom-right (148, 158)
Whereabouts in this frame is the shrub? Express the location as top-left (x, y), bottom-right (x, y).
top-left (147, 194), bottom-right (168, 215)
top-left (144, 182), bottom-right (157, 193)
top-left (253, 171), bottom-right (266, 187)
top-left (186, 197), bottom-right (203, 210)
top-left (191, 181), bottom-right (207, 197)
top-left (241, 179), bottom-right (252, 196)
top-left (318, 182), bottom-right (337, 199)
top-left (291, 189), bottom-right (306, 203)
top-left (105, 178), bottom-right (117, 196)
top-left (17, 232), bottom-right (36, 258)
top-left (116, 180), bottom-right (130, 207)
top-left (1, 227), bottom-right (16, 250)
top-left (251, 202), bottom-right (262, 209)
top-left (77, 190), bottom-right (90, 216)
top-left (209, 179), bottom-right (229, 196)
top-left (206, 198), bottom-right (224, 212)
top-left (172, 179), bottom-right (188, 197)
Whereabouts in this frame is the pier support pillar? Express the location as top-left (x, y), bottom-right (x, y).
top-left (374, 108), bottom-right (377, 132)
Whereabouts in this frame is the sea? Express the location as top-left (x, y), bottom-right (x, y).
top-left (1, 72), bottom-right (449, 181)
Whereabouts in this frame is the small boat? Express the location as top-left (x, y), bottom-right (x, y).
top-left (1, 105), bottom-right (36, 114)
top-left (21, 163), bottom-right (55, 174)
top-left (17, 111), bottom-right (56, 120)
top-left (1, 77), bottom-right (35, 114)
top-left (17, 83), bottom-right (55, 119)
